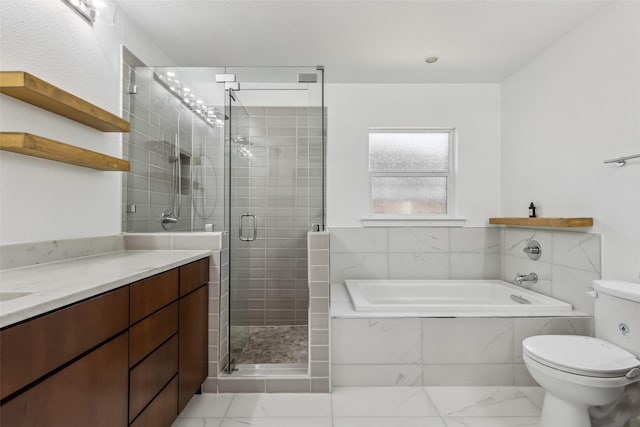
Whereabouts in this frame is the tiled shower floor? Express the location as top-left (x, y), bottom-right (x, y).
top-left (172, 386), bottom-right (545, 426)
top-left (234, 325), bottom-right (308, 365)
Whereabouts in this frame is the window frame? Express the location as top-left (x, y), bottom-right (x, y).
top-left (368, 127), bottom-right (456, 218)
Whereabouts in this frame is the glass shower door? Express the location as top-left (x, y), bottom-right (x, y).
top-left (225, 67), bottom-right (324, 374)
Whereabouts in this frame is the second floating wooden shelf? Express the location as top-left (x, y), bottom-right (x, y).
top-left (0, 71), bottom-right (130, 132)
top-left (489, 217), bottom-right (593, 227)
top-left (0, 133), bottom-right (130, 171)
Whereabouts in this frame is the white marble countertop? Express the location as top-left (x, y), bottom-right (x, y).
top-left (0, 250), bottom-right (211, 329)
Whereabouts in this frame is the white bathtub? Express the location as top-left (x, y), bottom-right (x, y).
top-left (344, 279), bottom-right (573, 317)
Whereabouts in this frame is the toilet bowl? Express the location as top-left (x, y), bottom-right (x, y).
top-left (522, 280), bottom-right (640, 427)
top-left (523, 335), bottom-right (640, 427)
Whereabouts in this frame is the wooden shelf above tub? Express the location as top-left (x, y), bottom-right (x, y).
top-left (489, 217), bottom-right (594, 228)
top-left (0, 71), bottom-right (130, 132)
top-left (0, 133), bottom-right (130, 171)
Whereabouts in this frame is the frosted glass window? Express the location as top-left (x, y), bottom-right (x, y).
top-left (371, 177), bottom-right (447, 214)
top-left (369, 132), bottom-right (449, 172)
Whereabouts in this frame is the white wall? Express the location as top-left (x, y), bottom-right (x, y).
top-left (325, 84), bottom-right (502, 227)
top-left (0, 0), bottom-right (172, 244)
top-left (501, 2), bottom-right (640, 282)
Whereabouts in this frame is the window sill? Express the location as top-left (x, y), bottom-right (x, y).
top-left (360, 216), bottom-right (467, 227)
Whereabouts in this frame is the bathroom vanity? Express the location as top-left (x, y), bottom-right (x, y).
top-left (0, 251), bottom-right (210, 427)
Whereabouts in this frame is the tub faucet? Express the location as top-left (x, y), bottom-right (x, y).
top-left (513, 272), bottom-right (538, 286)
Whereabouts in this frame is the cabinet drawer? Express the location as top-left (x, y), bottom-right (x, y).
top-left (130, 302), bottom-right (178, 367)
top-left (179, 258), bottom-right (209, 296)
top-left (0, 287), bottom-right (129, 400)
top-left (130, 376), bottom-right (178, 427)
top-left (1, 332), bottom-right (129, 427)
top-left (178, 285), bottom-right (209, 412)
top-left (130, 269), bottom-right (178, 324)
top-left (129, 335), bottom-right (178, 422)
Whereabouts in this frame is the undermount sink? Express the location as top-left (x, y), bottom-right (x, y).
top-left (0, 291), bottom-right (33, 302)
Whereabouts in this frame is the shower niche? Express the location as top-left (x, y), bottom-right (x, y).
top-left (122, 54), bottom-right (326, 385)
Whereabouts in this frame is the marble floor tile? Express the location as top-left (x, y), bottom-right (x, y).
top-left (220, 417), bottom-right (332, 427)
top-left (225, 393), bottom-right (331, 417)
top-left (332, 386), bottom-right (440, 417)
top-left (517, 386), bottom-right (545, 408)
top-left (425, 387), bottom-right (541, 417)
top-left (443, 417), bottom-right (540, 427)
top-left (334, 417), bottom-right (447, 427)
top-left (172, 386), bottom-right (543, 427)
top-left (172, 418), bottom-right (223, 427)
top-left (179, 394), bottom-right (234, 418)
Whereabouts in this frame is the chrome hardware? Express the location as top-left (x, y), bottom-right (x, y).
top-left (604, 153), bottom-right (640, 167)
top-left (161, 209), bottom-right (178, 224)
top-left (625, 367), bottom-right (640, 379)
top-left (513, 272), bottom-right (538, 286)
top-left (239, 213), bottom-right (257, 241)
top-left (510, 294), bottom-right (532, 305)
top-left (587, 290), bottom-right (599, 299)
top-left (619, 323), bottom-right (630, 335)
top-left (523, 239), bottom-right (541, 260)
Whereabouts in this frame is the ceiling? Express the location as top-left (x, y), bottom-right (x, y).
top-left (113, 0), bottom-right (611, 83)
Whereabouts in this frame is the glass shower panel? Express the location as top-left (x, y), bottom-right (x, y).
top-left (226, 67), bottom-right (324, 373)
top-left (122, 64), bottom-right (226, 233)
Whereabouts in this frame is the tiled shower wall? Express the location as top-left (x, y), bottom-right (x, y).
top-left (122, 52), bottom-right (225, 233)
top-left (229, 106), bottom-right (324, 328)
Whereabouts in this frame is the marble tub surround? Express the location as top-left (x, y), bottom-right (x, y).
top-left (329, 226), bottom-right (602, 314)
top-left (0, 235), bottom-right (124, 270)
top-left (0, 249), bottom-right (211, 328)
top-left (172, 385), bottom-right (544, 426)
top-left (329, 227), bottom-right (502, 284)
top-left (331, 284), bottom-right (590, 387)
top-left (502, 228), bottom-right (602, 315)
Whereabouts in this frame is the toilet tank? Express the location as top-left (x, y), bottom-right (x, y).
top-left (592, 280), bottom-right (640, 356)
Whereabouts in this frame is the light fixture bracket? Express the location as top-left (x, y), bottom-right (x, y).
top-left (62, 0), bottom-right (97, 24)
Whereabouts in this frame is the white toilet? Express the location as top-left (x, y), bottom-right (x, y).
top-left (523, 280), bottom-right (640, 427)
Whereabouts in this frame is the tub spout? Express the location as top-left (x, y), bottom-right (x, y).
top-left (513, 272), bottom-right (538, 286)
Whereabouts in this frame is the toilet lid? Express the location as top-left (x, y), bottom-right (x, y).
top-left (523, 335), bottom-right (640, 378)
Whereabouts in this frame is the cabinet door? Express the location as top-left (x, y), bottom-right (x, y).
top-left (178, 285), bottom-right (208, 412)
top-left (1, 333), bottom-right (129, 427)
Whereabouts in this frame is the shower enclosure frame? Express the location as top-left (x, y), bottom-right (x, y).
top-left (223, 66), bottom-right (326, 375)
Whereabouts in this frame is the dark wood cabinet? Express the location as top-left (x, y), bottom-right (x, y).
top-left (0, 333), bottom-right (129, 427)
top-left (129, 336), bottom-right (178, 422)
top-left (0, 256), bottom-right (210, 427)
top-left (0, 287), bottom-right (129, 400)
top-left (130, 377), bottom-right (179, 427)
top-left (179, 284), bottom-right (209, 411)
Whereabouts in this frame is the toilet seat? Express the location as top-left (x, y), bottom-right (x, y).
top-left (523, 335), bottom-right (640, 378)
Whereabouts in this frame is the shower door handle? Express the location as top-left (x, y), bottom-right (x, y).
top-left (239, 213), bottom-right (257, 241)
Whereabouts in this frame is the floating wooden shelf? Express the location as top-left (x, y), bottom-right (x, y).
top-left (489, 217), bottom-right (593, 228)
top-left (0, 71), bottom-right (130, 132)
top-left (0, 133), bottom-right (130, 171)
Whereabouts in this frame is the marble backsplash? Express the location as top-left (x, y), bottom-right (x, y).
top-left (0, 235), bottom-right (124, 270)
